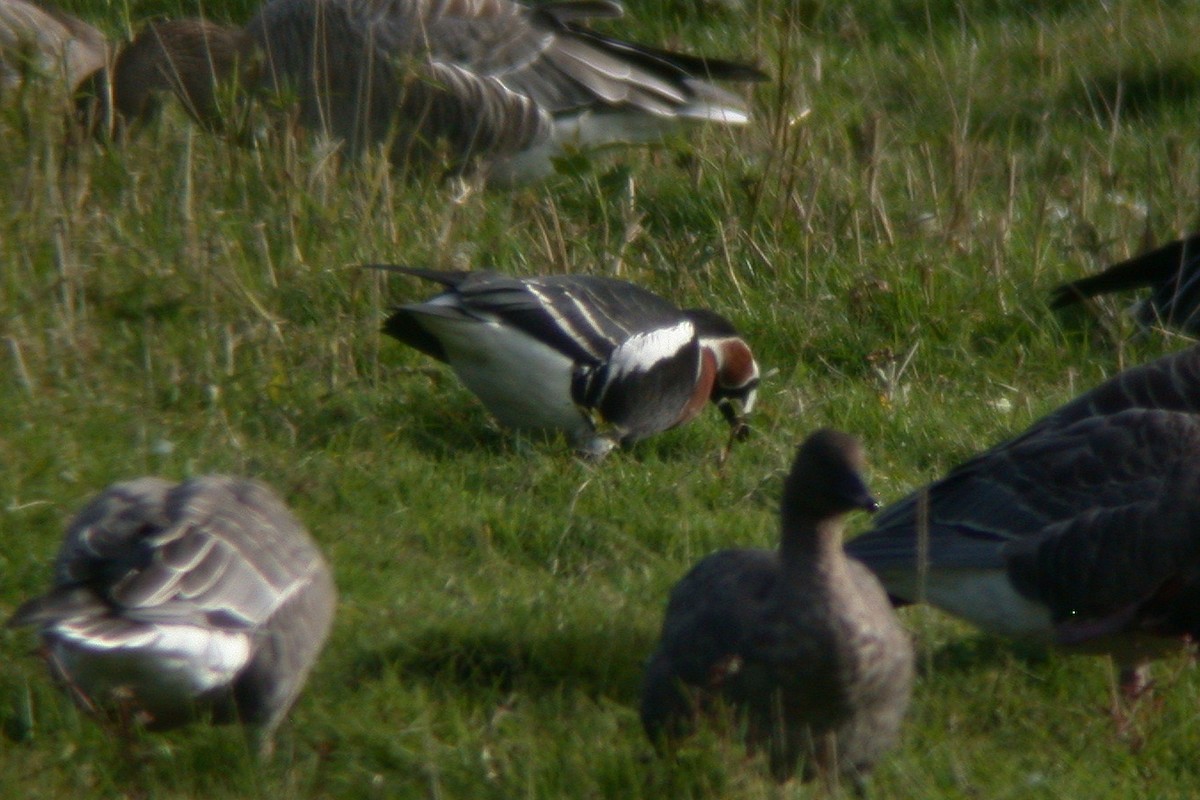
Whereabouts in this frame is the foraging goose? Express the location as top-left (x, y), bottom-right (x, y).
top-left (641, 430), bottom-right (913, 784)
top-left (108, 18), bottom-right (255, 132)
top-left (1050, 234), bottom-right (1200, 334)
top-left (369, 265), bottom-right (759, 457)
top-left (0, 0), bottom-right (107, 101)
top-left (845, 346), bottom-right (1200, 691)
top-left (108, 0), bottom-right (765, 180)
top-left (8, 475), bottom-right (336, 753)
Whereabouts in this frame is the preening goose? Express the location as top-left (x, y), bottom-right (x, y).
top-left (109, 0), bottom-right (765, 180)
top-left (8, 475), bottom-right (337, 753)
top-left (369, 265), bottom-right (759, 458)
top-left (1050, 234), bottom-right (1200, 334)
top-left (641, 430), bottom-right (913, 785)
top-left (845, 345), bottom-right (1200, 691)
top-left (0, 0), bottom-right (107, 101)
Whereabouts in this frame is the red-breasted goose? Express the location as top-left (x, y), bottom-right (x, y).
top-left (369, 265), bottom-right (759, 457)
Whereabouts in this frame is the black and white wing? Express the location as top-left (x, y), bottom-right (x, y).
top-left (372, 265), bottom-right (686, 362)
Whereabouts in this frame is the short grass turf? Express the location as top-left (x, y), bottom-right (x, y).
top-left (3, 0), bottom-right (1200, 797)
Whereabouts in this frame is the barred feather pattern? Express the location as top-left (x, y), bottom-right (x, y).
top-left (9, 476), bottom-right (336, 740)
top-left (242, 0), bottom-right (763, 177)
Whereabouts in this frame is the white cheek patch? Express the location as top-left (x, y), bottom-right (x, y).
top-left (608, 321), bottom-right (696, 379)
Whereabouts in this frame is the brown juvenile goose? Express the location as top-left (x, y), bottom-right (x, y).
top-left (845, 345), bottom-right (1200, 693)
top-left (0, 0), bottom-right (107, 102)
top-left (641, 430), bottom-right (913, 785)
top-left (8, 475), bottom-right (337, 754)
top-left (109, 0), bottom-right (765, 180)
top-left (108, 18), bottom-right (254, 133)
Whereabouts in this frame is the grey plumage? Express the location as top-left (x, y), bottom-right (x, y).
top-left (845, 345), bottom-right (1200, 688)
top-left (108, 0), bottom-right (765, 180)
top-left (641, 430), bottom-right (913, 784)
top-left (8, 475), bottom-right (336, 752)
top-left (0, 0), bottom-right (107, 101)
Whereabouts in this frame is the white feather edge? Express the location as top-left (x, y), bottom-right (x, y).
top-left (50, 621), bottom-right (253, 695)
top-left (605, 320), bottom-right (696, 380)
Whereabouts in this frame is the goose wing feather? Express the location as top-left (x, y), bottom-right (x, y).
top-left (25, 477), bottom-right (324, 635)
top-left (375, 266), bottom-right (687, 363)
top-left (850, 410), bottom-right (1200, 596)
top-left (0, 0), bottom-right (107, 93)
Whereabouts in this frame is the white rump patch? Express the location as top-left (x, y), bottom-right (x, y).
top-left (53, 621), bottom-right (253, 696)
top-left (607, 321), bottom-right (696, 378)
top-left (881, 568), bottom-right (1054, 640)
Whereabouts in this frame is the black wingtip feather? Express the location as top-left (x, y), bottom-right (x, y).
top-left (381, 308), bottom-right (449, 363)
top-left (1049, 235), bottom-right (1199, 309)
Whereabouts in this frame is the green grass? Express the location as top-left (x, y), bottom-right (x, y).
top-left (4, 0), bottom-right (1200, 797)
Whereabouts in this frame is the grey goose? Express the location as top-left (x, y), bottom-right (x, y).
top-left (370, 265), bottom-right (759, 457)
top-left (845, 345), bottom-right (1200, 692)
top-left (0, 0), bottom-right (107, 101)
top-left (1050, 233), bottom-right (1200, 335)
top-left (106, 0), bottom-right (766, 181)
top-left (8, 475), bottom-right (337, 753)
top-left (641, 430), bottom-right (913, 785)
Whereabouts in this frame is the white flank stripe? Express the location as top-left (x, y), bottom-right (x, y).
top-left (525, 284), bottom-right (604, 360)
top-left (609, 321), bottom-right (695, 379)
top-left (565, 287), bottom-right (626, 345)
top-left (55, 623), bottom-right (252, 693)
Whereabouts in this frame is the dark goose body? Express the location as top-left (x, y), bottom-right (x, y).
top-left (642, 430), bottom-right (913, 784)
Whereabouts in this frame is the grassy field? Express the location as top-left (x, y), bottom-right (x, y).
top-left (3, 0), bottom-right (1200, 797)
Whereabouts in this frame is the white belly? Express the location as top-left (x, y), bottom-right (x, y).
top-left (424, 313), bottom-right (591, 437)
top-left (50, 623), bottom-right (253, 716)
top-left (881, 568), bottom-right (1055, 640)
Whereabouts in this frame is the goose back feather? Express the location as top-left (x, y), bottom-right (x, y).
top-left (0, 0), bottom-right (106, 100)
top-left (219, 0), bottom-right (764, 178)
top-left (9, 475), bottom-right (336, 748)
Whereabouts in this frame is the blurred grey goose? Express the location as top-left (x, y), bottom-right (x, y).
top-left (109, 0), bottom-right (766, 180)
top-left (1050, 233), bottom-right (1200, 334)
top-left (0, 0), bottom-right (107, 101)
top-left (845, 345), bottom-right (1200, 691)
top-left (641, 430), bottom-right (913, 785)
top-left (370, 265), bottom-right (760, 457)
top-left (8, 475), bottom-right (337, 753)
